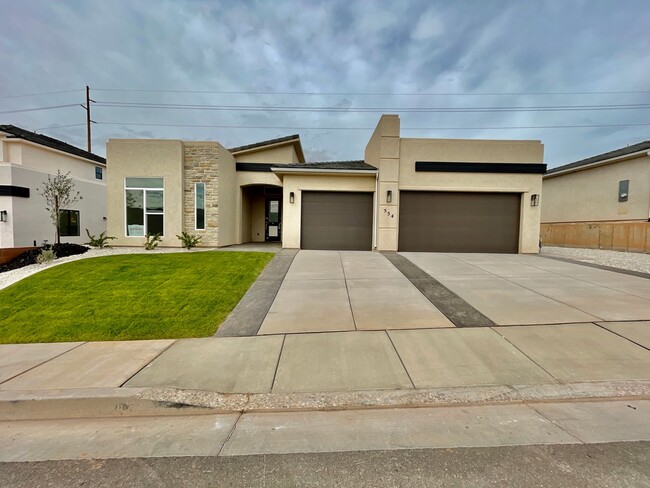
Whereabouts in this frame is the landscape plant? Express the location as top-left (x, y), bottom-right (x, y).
top-left (37, 170), bottom-right (82, 245)
top-left (35, 248), bottom-right (56, 264)
top-left (144, 233), bottom-right (161, 250)
top-left (176, 231), bottom-right (201, 250)
top-left (85, 229), bottom-right (116, 248)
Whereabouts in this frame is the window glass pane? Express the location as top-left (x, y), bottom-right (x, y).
top-left (58, 210), bottom-right (80, 237)
top-left (126, 189), bottom-right (144, 236)
top-left (147, 214), bottom-right (164, 236)
top-left (69, 211), bottom-right (80, 236)
top-left (196, 183), bottom-right (205, 229)
top-left (59, 211), bottom-right (69, 236)
top-left (95, 167), bottom-right (103, 180)
top-left (125, 177), bottom-right (163, 189)
top-left (146, 190), bottom-right (164, 213)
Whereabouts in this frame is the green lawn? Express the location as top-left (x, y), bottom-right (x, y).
top-left (0, 251), bottom-right (274, 343)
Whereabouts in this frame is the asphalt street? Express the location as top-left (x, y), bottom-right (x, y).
top-left (1, 442), bottom-right (648, 487)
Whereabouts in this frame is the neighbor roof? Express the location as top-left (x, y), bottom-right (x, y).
top-left (0, 124), bottom-right (106, 164)
top-left (546, 139), bottom-right (650, 176)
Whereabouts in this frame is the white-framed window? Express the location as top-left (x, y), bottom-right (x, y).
top-left (125, 177), bottom-right (164, 236)
top-left (95, 166), bottom-right (103, 180)
top-left (195, 182), bottom-right (205, 230)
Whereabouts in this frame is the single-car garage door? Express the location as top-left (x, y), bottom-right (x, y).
top-left (301, 191), bottom-right (373, 250)
top-left (399, 191), bottom-right (521, 253)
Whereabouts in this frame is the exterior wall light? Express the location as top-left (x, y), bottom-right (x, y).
top-left (387, 190), bottom-right (392, 203)
top-left (289, 192), bottom-right (295, 204)
top-left (0, 210), bottom-right (7, 222)
top-left (530, 194), bottom-right (540, 207)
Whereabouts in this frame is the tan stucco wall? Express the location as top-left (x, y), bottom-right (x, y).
top-left (216, 144), bottom-right (237, 246)
top-left (107, 139), bottom-right (184, 247)
top-left (235, 171), bottom-right (283, 244)
top-left (542, 155), bottom-right (650, 224)
top-left (280, 174), bottom-right (376, 248)
top-left (367, 115), bottom-right (544, 253)
top-left (233, 144), bottom-right (300, 163)
top-left (367, 115), bottom-right (400, 250)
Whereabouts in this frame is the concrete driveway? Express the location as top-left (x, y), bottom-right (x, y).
top-left (251, 250), bottom-right (650, 334)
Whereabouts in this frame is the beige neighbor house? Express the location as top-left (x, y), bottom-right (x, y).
top-left (541, 140), bottom-right (650, 252)
top-left (0, 125), bottom-right (107, 253)
top-left (107, 115), bottom-right (546, 253)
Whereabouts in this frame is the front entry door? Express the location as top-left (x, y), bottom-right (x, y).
top-left (265, 198), bottom-right (281, 241)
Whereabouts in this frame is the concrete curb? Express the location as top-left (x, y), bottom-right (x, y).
top-left (2, 380), bottom-right (649, 421)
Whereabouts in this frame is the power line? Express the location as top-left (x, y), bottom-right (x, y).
top-left (97, 121), bottom-right (650, 131)
top-left (93, 100), bottom-right (650, 113)
top-left (33, 123), bottom-right (87, 131)
top-left (0, 104), bottom-right (79, 115)
top-left (92, 87), bottom-right (650, 96)
top-left (0, 89), bottom-right (82, 100)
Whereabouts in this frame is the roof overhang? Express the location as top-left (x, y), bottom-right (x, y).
top-left (230, 137), bottom-right (305, 163)
top-left (271, 167), bottom-right (377, 178)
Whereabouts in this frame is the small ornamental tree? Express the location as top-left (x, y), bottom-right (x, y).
top-left (37, 170), bottom-right (82, 245)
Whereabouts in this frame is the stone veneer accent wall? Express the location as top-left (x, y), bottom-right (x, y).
top-left (183, 143), bottom-right (220, 246)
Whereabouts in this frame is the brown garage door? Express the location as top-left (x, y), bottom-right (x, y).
top-left (301, 191), bottom-right (373, 250)
top-left (398, 191), bottom-right (521, 253)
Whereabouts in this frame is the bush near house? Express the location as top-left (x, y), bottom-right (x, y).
top-left (0, 244), bottom-right (89, 273)
top-left (0, 251), bottom-right (274, 343)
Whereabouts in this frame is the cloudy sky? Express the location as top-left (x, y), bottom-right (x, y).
top-left (1, 0), bottom-right (649, 167)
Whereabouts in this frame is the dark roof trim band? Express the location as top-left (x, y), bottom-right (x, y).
top-left (0, 185), bottom-right (30, 198)
top-left (236, 163), bottom-right (276, 172)
top-left (416, 161), bottom-right (547, 174)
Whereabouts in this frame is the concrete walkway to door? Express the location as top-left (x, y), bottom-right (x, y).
top-left (257, 251), bottom-right (455, 334)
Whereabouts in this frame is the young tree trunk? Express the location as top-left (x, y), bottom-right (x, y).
top-left (55, 195), bottom-right (60, 245)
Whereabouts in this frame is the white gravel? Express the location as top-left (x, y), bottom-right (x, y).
top-left (0, 247), bottom-right (215, 291)
top-left (541, 246), bottom-right (650, 274)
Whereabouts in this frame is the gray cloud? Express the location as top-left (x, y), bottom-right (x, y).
top-left (1, 0), bottom-right (649, 166)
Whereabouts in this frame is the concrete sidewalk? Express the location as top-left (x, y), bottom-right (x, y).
top-left (1, 322), bottom-right (649, 411)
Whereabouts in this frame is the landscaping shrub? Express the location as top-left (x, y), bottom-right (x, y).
top-left (176, 231), bottom-right (201, 250)
top-left (144, 233), bottom-right (161, 250)
top-left (85, 229), bottom-right (116, 248)
top-left (35, 249), bottom-right (56, 264)
top-left (0, 243), bottom-right (88, 273)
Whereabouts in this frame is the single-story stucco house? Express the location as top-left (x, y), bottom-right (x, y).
top-left (106, 115), bottom-right (546, 253)
top-left (541, 139), bottom-right (650, 252)
top-left (0, 125), bottom-right (107, 255)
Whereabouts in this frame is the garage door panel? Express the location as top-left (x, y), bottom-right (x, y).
top-left (399, 192), bottom-right (520, 253)
top-left (301, 191), bottom-right (373, 251)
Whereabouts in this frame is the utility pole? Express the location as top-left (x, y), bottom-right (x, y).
top-left (81, 85), bottom-right (94, 153)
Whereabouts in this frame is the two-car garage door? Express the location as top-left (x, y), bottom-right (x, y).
top-left (299, 190), bottom-right (521, 253)
top-left (398, 191), bottom-right (521, 253)
top-left (301, 191), bottom-right (373, 250)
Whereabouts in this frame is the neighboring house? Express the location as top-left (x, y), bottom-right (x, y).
top-left (541, 140), bottom-right (650, 252)
top-left (107, 114), bottom-right (546, 253)
top-left (0, 125), bottom-right (107, 249)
